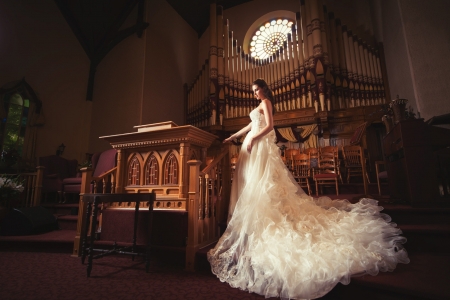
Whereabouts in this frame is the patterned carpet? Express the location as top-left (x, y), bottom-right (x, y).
top-left (0, 251), bottom-right (270, 300)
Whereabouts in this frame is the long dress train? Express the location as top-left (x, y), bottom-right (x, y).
top-left (207, 109), bottom-right (410, 300)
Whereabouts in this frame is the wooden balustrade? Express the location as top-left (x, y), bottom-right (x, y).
top-left (2, 166), bottom-right (44, 208)
top-left (186, 146), bottom-right (231, 271)
top-left (72, 165), bottom-right (118, 257)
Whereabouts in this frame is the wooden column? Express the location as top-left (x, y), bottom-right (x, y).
top-left (217, 6), bottom-right (225, 125)
top-left (209, 2), bottom-right (218, 125)
top-left (186, 160), bottom-right (202, 271)
top-left (179, 142), bottom-right (190, 199)
top-left (72, 166), bottom-right (93, 257)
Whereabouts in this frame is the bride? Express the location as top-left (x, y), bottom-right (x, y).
top-left (207, 78), bottom-right (409, 299)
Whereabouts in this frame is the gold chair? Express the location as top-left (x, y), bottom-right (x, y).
top-left (285, 148), bottom-right (300, 171)
top-left (320, 146), bottom-right (343, 183)
top-left (304, 147), bottom-right (319, 175)
top-left (342, 145), bottom-right (370, 184)
top-left (320, 146), bottom-right (339, 156)
top-left (292, 153), bottom-right (312, 195)
top-left (313, 152), bottom-right (340, 196)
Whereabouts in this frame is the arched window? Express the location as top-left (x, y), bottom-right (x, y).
top-left (249, 18), bottom-right (294, 59)
top-left (127, 156), bottom-right (140, 185)
top-left (164, 153), bottom-right (178, 185)
top-left (1, 93), bottom-right (28, 155)
top-left (0, 79), bottom-right (44, 169)
top-left (144, 155), bottom-right (159, 185)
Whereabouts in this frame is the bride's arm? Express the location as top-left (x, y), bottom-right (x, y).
top-left (223, 122), bottom-right (252, 143)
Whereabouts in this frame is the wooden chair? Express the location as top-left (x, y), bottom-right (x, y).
top-left (320, 146), bottom-right (338, 156)
top-left (80, 193), bottom-right (155, 277)
top-left (375, 160), bottom-right (388, 195)
top-left (62, 149), bottom-right (117, 202)
top-left (292, 153), bottom-right (312, 195)
top-left (320, 146), bottom-right (343, 183)
top-left (342, 145), bottom-right (370, 184)
top-left (313, 152), bottom-right (339, 196)
top-left (280, 155), bottom-right (289, 170)
top-left (284, 148), bottom-right (300, 171)
top-left (304, 147), bottom-right (319, 175)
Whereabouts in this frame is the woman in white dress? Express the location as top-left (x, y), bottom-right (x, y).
top-left (207, 79), bottom-right (410, 299)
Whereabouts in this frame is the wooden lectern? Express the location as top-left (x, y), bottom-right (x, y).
top-left (73, 122), bottom-right (226, 271)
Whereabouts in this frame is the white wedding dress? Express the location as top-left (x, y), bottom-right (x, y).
top-left (207, 109), bottom-right (410, 300)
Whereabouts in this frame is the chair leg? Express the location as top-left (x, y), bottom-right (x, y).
top-left (375, 163), bottom-right (381, 195)
top-left (306, 180), bottom-right (311, 196)
top-left (87, 198), bottom-right (100, 277)
top-left (58, 191), bottom-right (65, 203)
top-left (335, 179), bottom-right (339, 195)
top-left (315, 180), bottom-right (319, 197)
top-left (366, 172), bottom-right (371, 184)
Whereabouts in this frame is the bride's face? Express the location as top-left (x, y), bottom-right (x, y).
top-left (252, 84), bottom-right (265, 100)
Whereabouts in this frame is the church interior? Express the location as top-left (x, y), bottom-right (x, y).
top-left (0, 0), bottom-right (450, 299)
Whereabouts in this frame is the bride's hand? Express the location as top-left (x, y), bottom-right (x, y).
top-left (247, 137), bottom-right (254, 153)
top-left (223, 136), bottom-right (234, 143)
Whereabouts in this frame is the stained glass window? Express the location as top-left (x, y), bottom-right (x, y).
top-left (249, 18), bottom-right (294, 59)
top-left (1, 92), bottom-right (29, 155)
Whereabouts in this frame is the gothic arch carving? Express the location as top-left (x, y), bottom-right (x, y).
top-left (163, 151), bottom-right (179, 185)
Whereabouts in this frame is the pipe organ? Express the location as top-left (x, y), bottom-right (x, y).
top-left (185, 0), bottom-right (389, 143)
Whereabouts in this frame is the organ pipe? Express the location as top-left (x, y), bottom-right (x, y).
top-left (185, 0), bottom-right (390, 127)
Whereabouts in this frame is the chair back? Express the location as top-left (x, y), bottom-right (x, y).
top-left (320, 146), bottom-right (339, 157)
top-left (317, 153), bottom-right (338, 174)
top-left (284, 148), bottom-right (300, 169)
top-left (342, 145), bottom-right (362, 167)
top-left (304, 147), bottom-right (318, 157)
top-left (304, 147), bottom-right (319, 169)
top-left (39, 155), bottom-right (74, 179)
top-left (92, 149), bottom-right (118, 177)
top-left (292, 153), bottom-right (310, 177)
top-left (285, 148), bottom-right (300, 158)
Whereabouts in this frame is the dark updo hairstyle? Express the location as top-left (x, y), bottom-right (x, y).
top-left (252, 78), bottom-right (275, 115)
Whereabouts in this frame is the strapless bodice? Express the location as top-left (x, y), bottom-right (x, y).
top-left (250, 109), bottom-right (266, 132)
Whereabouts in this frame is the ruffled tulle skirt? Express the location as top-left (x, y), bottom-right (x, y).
top-left (207, 130), bottom-right (409, 299)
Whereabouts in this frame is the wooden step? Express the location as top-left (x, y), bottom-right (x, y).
top-left (56, 215), bottom-right (78, 231)
top-left (41, 203), bottom-right (79, 216)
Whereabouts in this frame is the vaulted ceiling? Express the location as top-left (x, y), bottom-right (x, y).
top-left (166, 0), bottom-right (252, 37)
top-left (55, 0), bottom-right (252, 56)
top-left (54, 0), bottom-right (251, 99)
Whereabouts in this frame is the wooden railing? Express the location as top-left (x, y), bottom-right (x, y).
top-left (3, 167), bottom-right (44, 208)
top-left (186, 146), bottom-right (231, 271)
top-left (72, 166), bottom-right (118, 257)
top-left (71, 142), bottom-right (231, 272)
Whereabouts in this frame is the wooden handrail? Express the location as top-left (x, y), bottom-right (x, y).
top-left (92, 167), bottom-right (118, 180)
top-left (200, 146), bottom-right (229, 175)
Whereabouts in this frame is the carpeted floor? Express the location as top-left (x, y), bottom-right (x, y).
top-left (1, 189), bottom-right (450, 300)
top-left (0, 251), bottom-right (274, 300)
top-left (0, 249), bottom-right (449, 300)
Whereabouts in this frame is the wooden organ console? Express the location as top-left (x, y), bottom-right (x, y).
top-left (383, 118), bottom-right (450, 206)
